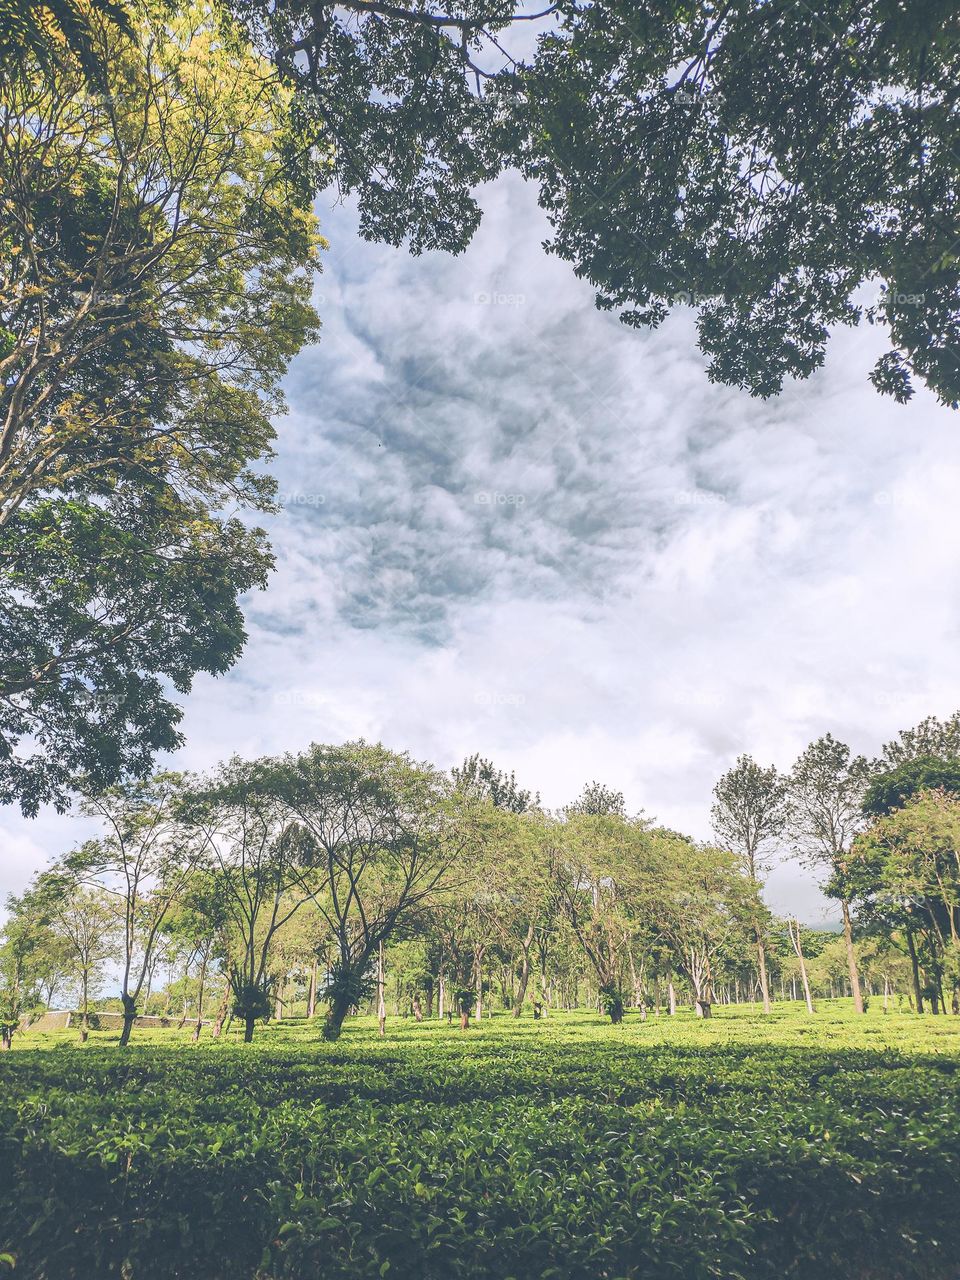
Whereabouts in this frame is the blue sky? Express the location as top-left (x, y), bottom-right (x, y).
top-left (5, 172), bottom-right (960, 923)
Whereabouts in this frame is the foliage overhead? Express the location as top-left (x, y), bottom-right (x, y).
top-left (233, 0), bottom-right (960, 404)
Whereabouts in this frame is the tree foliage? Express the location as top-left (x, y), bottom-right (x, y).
top-left (234, 0), bottom-right (960, 404)
top-left (0, 0), bottom-right (321, 812)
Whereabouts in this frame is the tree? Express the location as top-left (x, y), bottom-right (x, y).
top-left (551, 810), bottom-right (654, 1022)
top-left (853, 789), bottom-right (960, 1015)
top-left (276, 741), bottom-right (460, 1040)
top-left (452, 754), bottom-right (539, 813)
top-left (180, 760), bottom-right (317, 1043)
top-left (0, 0), bottom-right (321, 813)
top-left (232, 0), bottom-right (960, 405)
top-left (789, 735), bottom-right (873, 1013)
top-left (43, 877), bottom-right (120, 1041)
top-left (0, 882), bottom-right (66, 1047)
top-left (566, 781), bottom-right (627, 818)
top-left (450, 759), bottom-right (547, 1016)
top-left (711, 755), bottom-right (790, 1013)
top-left (655, 837), bottom-right (760, 1018)
top-left (66, 774), bottom-right (198, 1045)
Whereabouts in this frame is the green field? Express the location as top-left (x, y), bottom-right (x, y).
top-left (2, 1003), bottom-right (959, 1280)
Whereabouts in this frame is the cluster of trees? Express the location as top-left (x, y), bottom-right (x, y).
top-left (714, 713), bottom-right (960, 1021)
top-left (3, 0), bottom-right (959, 841)
top-left (5, 711), bottom-right (960, 1048)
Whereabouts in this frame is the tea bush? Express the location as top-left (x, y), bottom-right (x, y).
top-left (1, 1005), bottom-right (959, 1279)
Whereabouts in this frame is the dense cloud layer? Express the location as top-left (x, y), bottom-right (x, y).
top-left (4, 173), bottom-right (960, 923)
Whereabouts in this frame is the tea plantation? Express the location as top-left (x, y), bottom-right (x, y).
top-left (2, 1005), bottom-right (959, 1280)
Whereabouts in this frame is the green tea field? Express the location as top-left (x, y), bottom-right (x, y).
top-left (2, 1003), bottom-right (959, 1280)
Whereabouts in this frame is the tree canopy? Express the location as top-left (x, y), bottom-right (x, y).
top-left (228, 0), bottom-right (960, 405)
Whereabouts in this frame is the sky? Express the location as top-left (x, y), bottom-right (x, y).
top-left (4, 171), bottom-right (960, 924)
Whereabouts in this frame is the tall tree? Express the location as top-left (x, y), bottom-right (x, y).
top-left (276, 741), bottom-right (461, 1040)
top-left (180, 760), bottom-right (317, 1043)
top-left (65, 774), bottom-right (198, 1045)
top-left (789, 735), bottom-right (872, 1013)
top-left (655, 837), bottom-right (760, 1018)
top-left (43, 877), bottom-right (120, 1041)
top-left (711, 755), bottom-right (789, 1013)
top-left (0, 0), bottom-right (321, 813)
top-left (853, 789), bottom-right (960, 1015)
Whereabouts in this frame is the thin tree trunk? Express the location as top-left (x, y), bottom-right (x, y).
top-left (668, 981), bottom-right (676, 1015)
top-left (377, 940), bottom-right (386, 1036)
top-left (841, 899), bottom-right (864, 1014)
top-left (118, 993), bottom-right (137, 1048)
top-left (788, 919), bottom-right (815, 1014)
top-left (79, 972), bottom-right (89, 1044)
top-left (514, 926), bottom-right (535, 1017)
top-left (906, 927), bottom-right (924, 1013)
top-left (756, 929), bottom-right (771, 1013)
top-left (212, 980), bottom-right (231, 1039)
top-left (307, 957), bottom-right (318, 1019)
top-left (192, 955), bottom-right (208, 1042)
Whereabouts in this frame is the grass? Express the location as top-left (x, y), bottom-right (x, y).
top-left (2, 1002), bottom-right (959, 1279)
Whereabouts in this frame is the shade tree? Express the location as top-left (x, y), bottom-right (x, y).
top-left (789, 735), bottom-right (873, 1013)
top-left (712, 755), bottom-right (790, 1013)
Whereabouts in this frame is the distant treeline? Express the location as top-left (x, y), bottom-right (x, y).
top-left (3, 712), bottom-right (960, 1047)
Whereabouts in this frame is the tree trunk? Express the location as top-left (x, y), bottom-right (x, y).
top-left (756, 929), bottom-right (771, 1013)
top-left (668, 981), bottom-right (676, 1015)
top-left (695, 998), bottom-right (712, 1018)
top-left (307, 957), bottom-right (318, 1019)
top-left (323, 989), bottom-right (352, 1041)
top-left (906, 927), bottom-right (924, 1013)
top-left (841, 899), bottom-right (864, 1014)
top-left (514, 927), bottom-right (535, 1017)
top-left (212, 981), bottom-right (231, 1038)
top-left (438, 973), bottom-right (445, 1019)
top-left (118, 993), bottom-right (137, 1048)
top-left (788, 919), bottom-right (816, 1014)
top-left (243, 1013), bottom-right (256, 1043)
top-left (79, 973), bottom-right (90, 1045)
top-left (192, 957), bottom-right (208, 1042)
top-left (377, 941), bottom-right (386, 1036)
